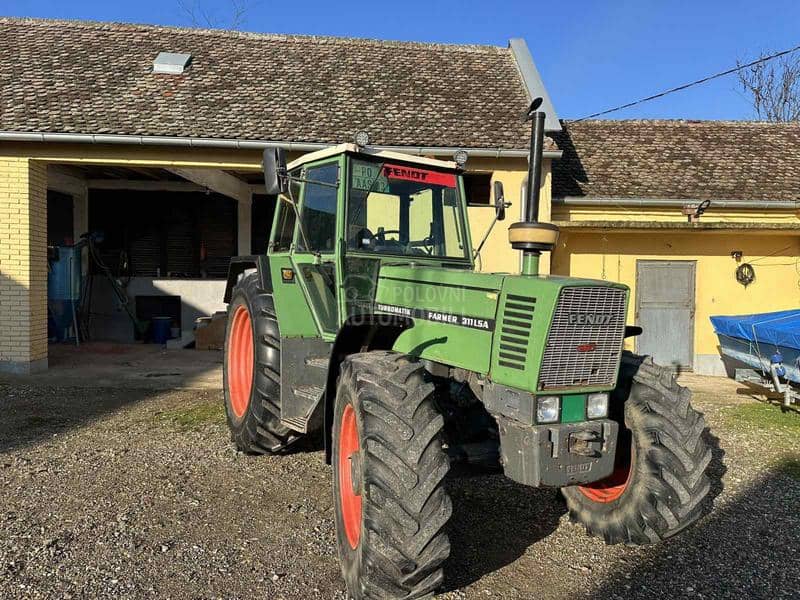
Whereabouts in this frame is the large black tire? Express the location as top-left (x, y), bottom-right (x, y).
top-left (223, 272), bottom-right (299, 453)
top-left (561, 352), bottom-right (713, 545)
top-left (332, 351), bottom-right (452, 600)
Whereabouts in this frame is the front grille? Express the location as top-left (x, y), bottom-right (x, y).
top-left (539, 287), bottom-right (627, 390)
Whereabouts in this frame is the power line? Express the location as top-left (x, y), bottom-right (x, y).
top-left (574, 43), bottom-right (800, 121)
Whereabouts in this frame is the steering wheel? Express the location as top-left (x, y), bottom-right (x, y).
top-left (376, 229), bottom-right (402, 243)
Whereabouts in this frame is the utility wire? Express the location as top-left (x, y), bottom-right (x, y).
top-left (574, 43), bottom-right (800, 121)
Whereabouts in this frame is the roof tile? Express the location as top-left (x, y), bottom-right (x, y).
top-left (552, 120), bottom-right (800, 202)
top-left (0, 17), bottom-right (535, 150)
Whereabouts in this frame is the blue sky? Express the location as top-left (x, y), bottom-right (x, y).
top-left (4, 0), bottom-right (800, 120)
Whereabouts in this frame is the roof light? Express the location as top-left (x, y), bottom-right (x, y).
top-left (153, 52), bottom-right (192, 74)
top-left (354, 131), bottom-right (370, 148)
top-left (453, 150), bottom-right (468, 167)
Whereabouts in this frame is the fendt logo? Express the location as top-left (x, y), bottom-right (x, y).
top-left (568, 312), bottom-right (613, 326)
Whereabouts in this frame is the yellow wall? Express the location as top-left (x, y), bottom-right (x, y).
top-left (0, 157), bottom-right (48, 372)
top-left (466, 157), bottom-right (550, 274)
top-left (0, 142), bottom-right (266, 170)
top-left (552, 230), bottom-right (800, 360)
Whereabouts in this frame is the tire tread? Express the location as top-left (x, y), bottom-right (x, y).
top-left (562, 351), bottom-right (713, 545)
top-left (223, 273), bottom-right (299, 454)
top-left (337, 351), bottom-right (451, 600)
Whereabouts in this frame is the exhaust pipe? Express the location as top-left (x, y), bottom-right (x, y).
top-left (526, 111), bottom-right (545, 223)
top-left (509, 99), bottom-right (559, 276)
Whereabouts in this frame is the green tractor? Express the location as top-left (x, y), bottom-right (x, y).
top-left (222, 105), bottom-right (715, 599)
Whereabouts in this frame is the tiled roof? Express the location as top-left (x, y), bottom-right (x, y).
top-left (552, 120), bottom-right (800, 202)
top-left (0, 17), bottom-right (538, 150)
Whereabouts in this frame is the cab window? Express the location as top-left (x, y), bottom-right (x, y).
top-left (270, 169), bottom-right (300, 252)
top-left (347, 158), bottom-right (468, 259)
top-left (297, 162), bottom-right (339, 253)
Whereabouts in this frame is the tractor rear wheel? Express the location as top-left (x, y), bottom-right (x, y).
top-left (561, 352), bottom-right (713, 545)
top-left (332, 351), bottom-right (452, 600)
top-left (223, 272), bottom-right (299, 453)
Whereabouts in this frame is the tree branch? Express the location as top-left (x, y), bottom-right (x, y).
top-left (738, 51), bottom-right (800, 122)
top-left (177, 0), bottom-right (253, 30)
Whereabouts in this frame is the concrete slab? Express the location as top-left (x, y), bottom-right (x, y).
top-left (0, 342), bottom-right (222, 390)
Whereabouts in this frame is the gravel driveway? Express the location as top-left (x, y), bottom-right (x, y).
top-left (1, 374), bottom-right (798, 599)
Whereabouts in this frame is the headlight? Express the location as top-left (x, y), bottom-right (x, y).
top-left (587, 392), bottom-right (609, 419)
top-left (536, 396), bottom-right (560, 424)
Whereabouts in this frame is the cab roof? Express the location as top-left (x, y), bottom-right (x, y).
top-left (286, 143), bottom-right (459, 171)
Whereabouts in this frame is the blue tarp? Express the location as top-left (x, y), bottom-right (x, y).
top-left (710, 310), bottom-right (800, 352)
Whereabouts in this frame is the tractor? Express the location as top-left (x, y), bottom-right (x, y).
top-left (221, 103), bottom-right (715, 599)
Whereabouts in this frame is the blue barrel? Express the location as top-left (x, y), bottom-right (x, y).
top-left (48, 245), bottom-right (82, 342)
top-left (151, 317), bottom-right (173, 345)
top-left (48, 246), bottom-right (82, 301)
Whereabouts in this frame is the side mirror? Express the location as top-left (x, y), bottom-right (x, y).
top-left (262, 147), bottom-right (288, 195)
top-left (493, 181), bottom-right (506, 221)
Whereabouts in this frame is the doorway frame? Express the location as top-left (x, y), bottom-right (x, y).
top-left (634, 259), bottom-right (697, 370)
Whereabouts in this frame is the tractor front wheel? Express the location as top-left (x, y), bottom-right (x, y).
top-left (561, 352), bottom-right (713, 545)
top-left (223, 273), bottom-right (299, 454)
top-left (332, 351), bottom-right (452, 599)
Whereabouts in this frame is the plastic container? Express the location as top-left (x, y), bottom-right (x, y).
top-left (151, 316), bottom-right (173, 345)
top-left (48, 246), bottom-right (82, 301)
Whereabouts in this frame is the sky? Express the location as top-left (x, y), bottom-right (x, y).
top-left (3, 0), bottom-right (800, 121)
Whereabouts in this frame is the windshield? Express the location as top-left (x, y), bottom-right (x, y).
top-left (347, 157), bottom-right (469, 259)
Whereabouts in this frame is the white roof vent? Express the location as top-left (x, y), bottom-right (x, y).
top-left (153, 52), bottom-right (192, 74)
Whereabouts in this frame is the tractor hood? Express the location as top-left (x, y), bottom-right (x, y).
top-left (374, 264), bottom-right (629, 394)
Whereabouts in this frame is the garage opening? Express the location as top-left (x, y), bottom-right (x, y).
top-left (45, 163), bottom-right (275, 353)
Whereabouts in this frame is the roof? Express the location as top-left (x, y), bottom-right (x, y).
top-left (552, 120), bottom-right (800, 203)
top-left (0, 17), bottom-right (551, 151)
top-left (287, 143), bottom-right (458, 170)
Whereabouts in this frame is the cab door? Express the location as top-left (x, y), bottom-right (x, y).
top-left (290, 158), bottom-right (343, 338)
top-left (266, 159), bottom-right (342, 430)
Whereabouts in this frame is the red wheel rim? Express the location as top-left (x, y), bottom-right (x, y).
top-left (338, 404), bottom-right (362, 549)
top-left (228, 305), bottom-right (254, 419)
top-left (578, 444), bottom-right (634, 503)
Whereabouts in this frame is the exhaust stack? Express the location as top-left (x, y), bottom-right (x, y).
top-left (509, 98), bottom-right (559, 276)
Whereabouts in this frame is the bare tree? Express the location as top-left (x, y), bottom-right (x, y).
top-left (737, 51), bottom-right (800, 122)
top-left (178, 0), bottom-right (252, 30)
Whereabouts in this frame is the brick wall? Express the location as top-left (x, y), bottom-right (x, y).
top-left (0, 157), bottom-right (48, 373)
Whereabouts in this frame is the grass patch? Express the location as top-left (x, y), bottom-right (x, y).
top-left (154, 401), bottom-right (225, 431)
top-left (722, 402), bottom-right (800, 434)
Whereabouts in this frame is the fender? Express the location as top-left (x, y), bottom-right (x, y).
top-left (323, 314), bottom-right (413, 463)
top-left (224, 255), bottom-right (272, 303)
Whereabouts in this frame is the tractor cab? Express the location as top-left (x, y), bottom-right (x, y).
top-left (260, 143), bottom-right (475, 339)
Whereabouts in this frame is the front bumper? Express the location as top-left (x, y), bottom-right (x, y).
top-left (497, 417), bottom-right (619, 488)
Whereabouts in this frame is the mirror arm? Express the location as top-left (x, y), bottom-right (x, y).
top-left (472, 201), bottom-right (512, 260)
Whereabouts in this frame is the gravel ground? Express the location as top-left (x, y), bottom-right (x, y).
top-left (1, 374), bottom-right (798, 599)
